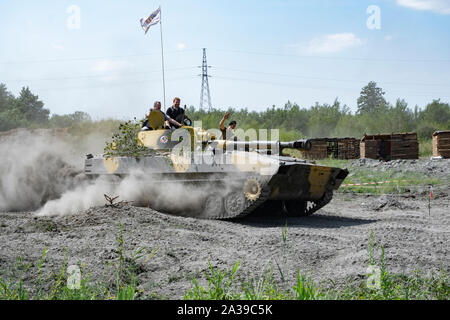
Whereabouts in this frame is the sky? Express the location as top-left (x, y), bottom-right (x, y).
top-left (0, 0), bottom-right (449, 120)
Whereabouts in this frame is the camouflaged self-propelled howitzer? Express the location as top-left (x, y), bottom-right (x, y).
top-left (85, 111), bottom-right (348, 219)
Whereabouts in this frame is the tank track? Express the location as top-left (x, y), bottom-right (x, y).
top-left (224, 184), bottom-right (272, 220)
top-left (204, 182), bottom-right (334, 220)
top-left (201, 178), bottom-right (271, 220)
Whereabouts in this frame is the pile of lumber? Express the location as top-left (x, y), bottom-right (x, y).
top-left (390, 133), bottom-right (418, 159)
top-left (337, 138), bottom-right (360, 159)
top-left (360, 139), bottom-right (379, 159)
top-left (360, 132), bottom-right (418, 160)
top-left (432, 131), bottom-right (450, 158)
top-left (299, 139), bottom-right (328, 159)
top-left (299, 138), bottom-right (360, 159)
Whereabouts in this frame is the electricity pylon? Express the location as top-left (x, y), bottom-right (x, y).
top-left (199, 48), bottom-right (212, 111)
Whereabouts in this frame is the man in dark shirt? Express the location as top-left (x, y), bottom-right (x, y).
top-left (166, 97), bottom-right (185, 129)
top-left (219, 112), bottom-right (237, 141)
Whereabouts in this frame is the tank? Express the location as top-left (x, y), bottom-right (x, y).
top-left (84, 111), bottom-right (349, 219)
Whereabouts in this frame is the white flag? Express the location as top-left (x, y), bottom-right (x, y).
top-left (140, 7), bottom-right (161, 35)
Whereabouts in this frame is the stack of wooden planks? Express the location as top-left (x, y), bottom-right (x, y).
top-left (432, 130), bottom-right (450, 158)
top-left (360, 132), bottom-right (418, 160)
top-left (390, 133), bottom-right (419, 159)
top-left (337, 138), bottom-right (360, 159)
top-left (299, 138), bottom-right (328, 159)
top-left (360, 139), bottom-right (379, 159)
top-left (299, 138), bottom-right (360, 159)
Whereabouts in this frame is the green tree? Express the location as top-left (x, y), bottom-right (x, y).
top-left (357, 81), bottom-right (388, 115)
top-left (15, 87), bottom-right (50, 124)
top-left (0, 83), bottom-right (13, 112)
top-left (416, 99), bottom-right (450, 140)
top-left (419, 99), bottom-right (450, 126)
top-left (307, 99), bottom-right (349, 137)
top-left (50, 111), bottom-right (91, 128)
top-left (386, 99), bottom-right (414, 132)
top-left (0, 83), bottom-right (25, 131)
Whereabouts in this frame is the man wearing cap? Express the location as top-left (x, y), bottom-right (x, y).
top-left (219, 112), bottom-right (237, 141)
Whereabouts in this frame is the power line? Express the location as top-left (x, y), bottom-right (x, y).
top-left (5, 64), bottom-right (447, 88)
top-left (4, 67), bottom-right (197, 82)
top-left (2, 47), bottom-right (449, 65)
top-left (210, 49), bottom-right (450, 63)
top-left (213, 75), bottom-right (450, 98)
top-left (213, 67), bottom-right (450, 88)
top-left (3, 72), bottom-right (448, 98)
top-left (0, 49), bottom-right (200, 65)
top-left (31, 75), bottom-right (194, 92)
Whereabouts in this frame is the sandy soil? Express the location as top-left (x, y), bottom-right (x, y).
top-left (0, 189), bottom-right (448, 299)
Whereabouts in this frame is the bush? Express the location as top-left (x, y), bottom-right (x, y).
top-left (104, 119), bottom-right (149, 158)
top-left (417, 124), bottom-right (437, 140)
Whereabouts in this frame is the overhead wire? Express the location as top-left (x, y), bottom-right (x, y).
top-left (0, 49), bottom-right (200, 65)
top-left (1, 47), bottom-right (449, 65)
top-left (212, 67), bottom-right (450, 88)
top-left (1, 49), bottom-right (449, 97)
top-left (209, 49), bottom-right (450, 63)
top-left (212, 75), bottom-right (450, 98)
top-left (4, 67), bottom-right (197, 82)
top-left (33, 75), bottom-right (195, 92)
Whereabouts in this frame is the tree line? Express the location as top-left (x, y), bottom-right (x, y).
top-left (186, 81), bottom-right (450, 141)
top-left (1, 81), bottom-right (449, 141)
top-left (0, 84), bottom-right (90, 131)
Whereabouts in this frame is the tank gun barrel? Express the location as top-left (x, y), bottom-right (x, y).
top-left (215, 139), bottom-right (312, 155)
top-left (279, 139), bottom-right (312, 151)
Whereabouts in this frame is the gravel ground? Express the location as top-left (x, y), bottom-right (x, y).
top-left (1, 153), bottom-right (449, 299)
top-left (350, 157), bottom-right (450, 177)
top-left (0, 186), bottom-right (448, 299)
top-left (1, 130), bottom-right (449, 299)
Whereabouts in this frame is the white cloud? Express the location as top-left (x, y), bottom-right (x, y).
top-left (396, 0), bottom-right (450, 15)
top-left (384, 35), bottom-right (393, 41)
top-left (305, 33), bottom-right (363, 54)
top-left (91, 59), bottom-right (130, 72)
top-left (176, 43), bottom-right (186, 51)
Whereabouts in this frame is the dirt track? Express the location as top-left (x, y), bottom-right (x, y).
top-left (0, 188), bottom-right (448, 299)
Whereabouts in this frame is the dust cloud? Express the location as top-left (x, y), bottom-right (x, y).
top-left (0, 128), bottom-right (219, 216)
top-left (0, 129), bottom-right (105, 212)
top-left (36, 170), bottom-right (226, 217)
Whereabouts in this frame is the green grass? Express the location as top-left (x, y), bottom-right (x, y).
top-left (2, 228), bottom-right (448, 300)
top-left (419, 139), bottom-right (433, 157)
top-left (282, 155), bottom-right (444, 194)
top-left (184, 234), bottom-right (449, 300)
top-left (0, 223), bottom-right (157, 300)
top-left (335, 232), bottom-right (449, 300)
top-left (0, 250), bottom-right (108, 300)
top-left (339, 168), bottom-right (441, 194)
top-left (183, 261), bottom-right (327, 300)
top-left (183, 261), bottom-right (242, 300)
top-left (282, 221), bottom-right (288, 244)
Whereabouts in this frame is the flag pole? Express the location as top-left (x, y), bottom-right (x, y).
top-left (159, 6), bottom-right (167, 112)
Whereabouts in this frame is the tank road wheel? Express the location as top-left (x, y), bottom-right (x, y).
top-left (243, 178), bottom-right (262, 202)
top-left (202, 196), bottom-right (224, 218)
top-left (282, 200), bottom-right (309, 217)
top-left (224, 192), bottom-right (247, 217)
